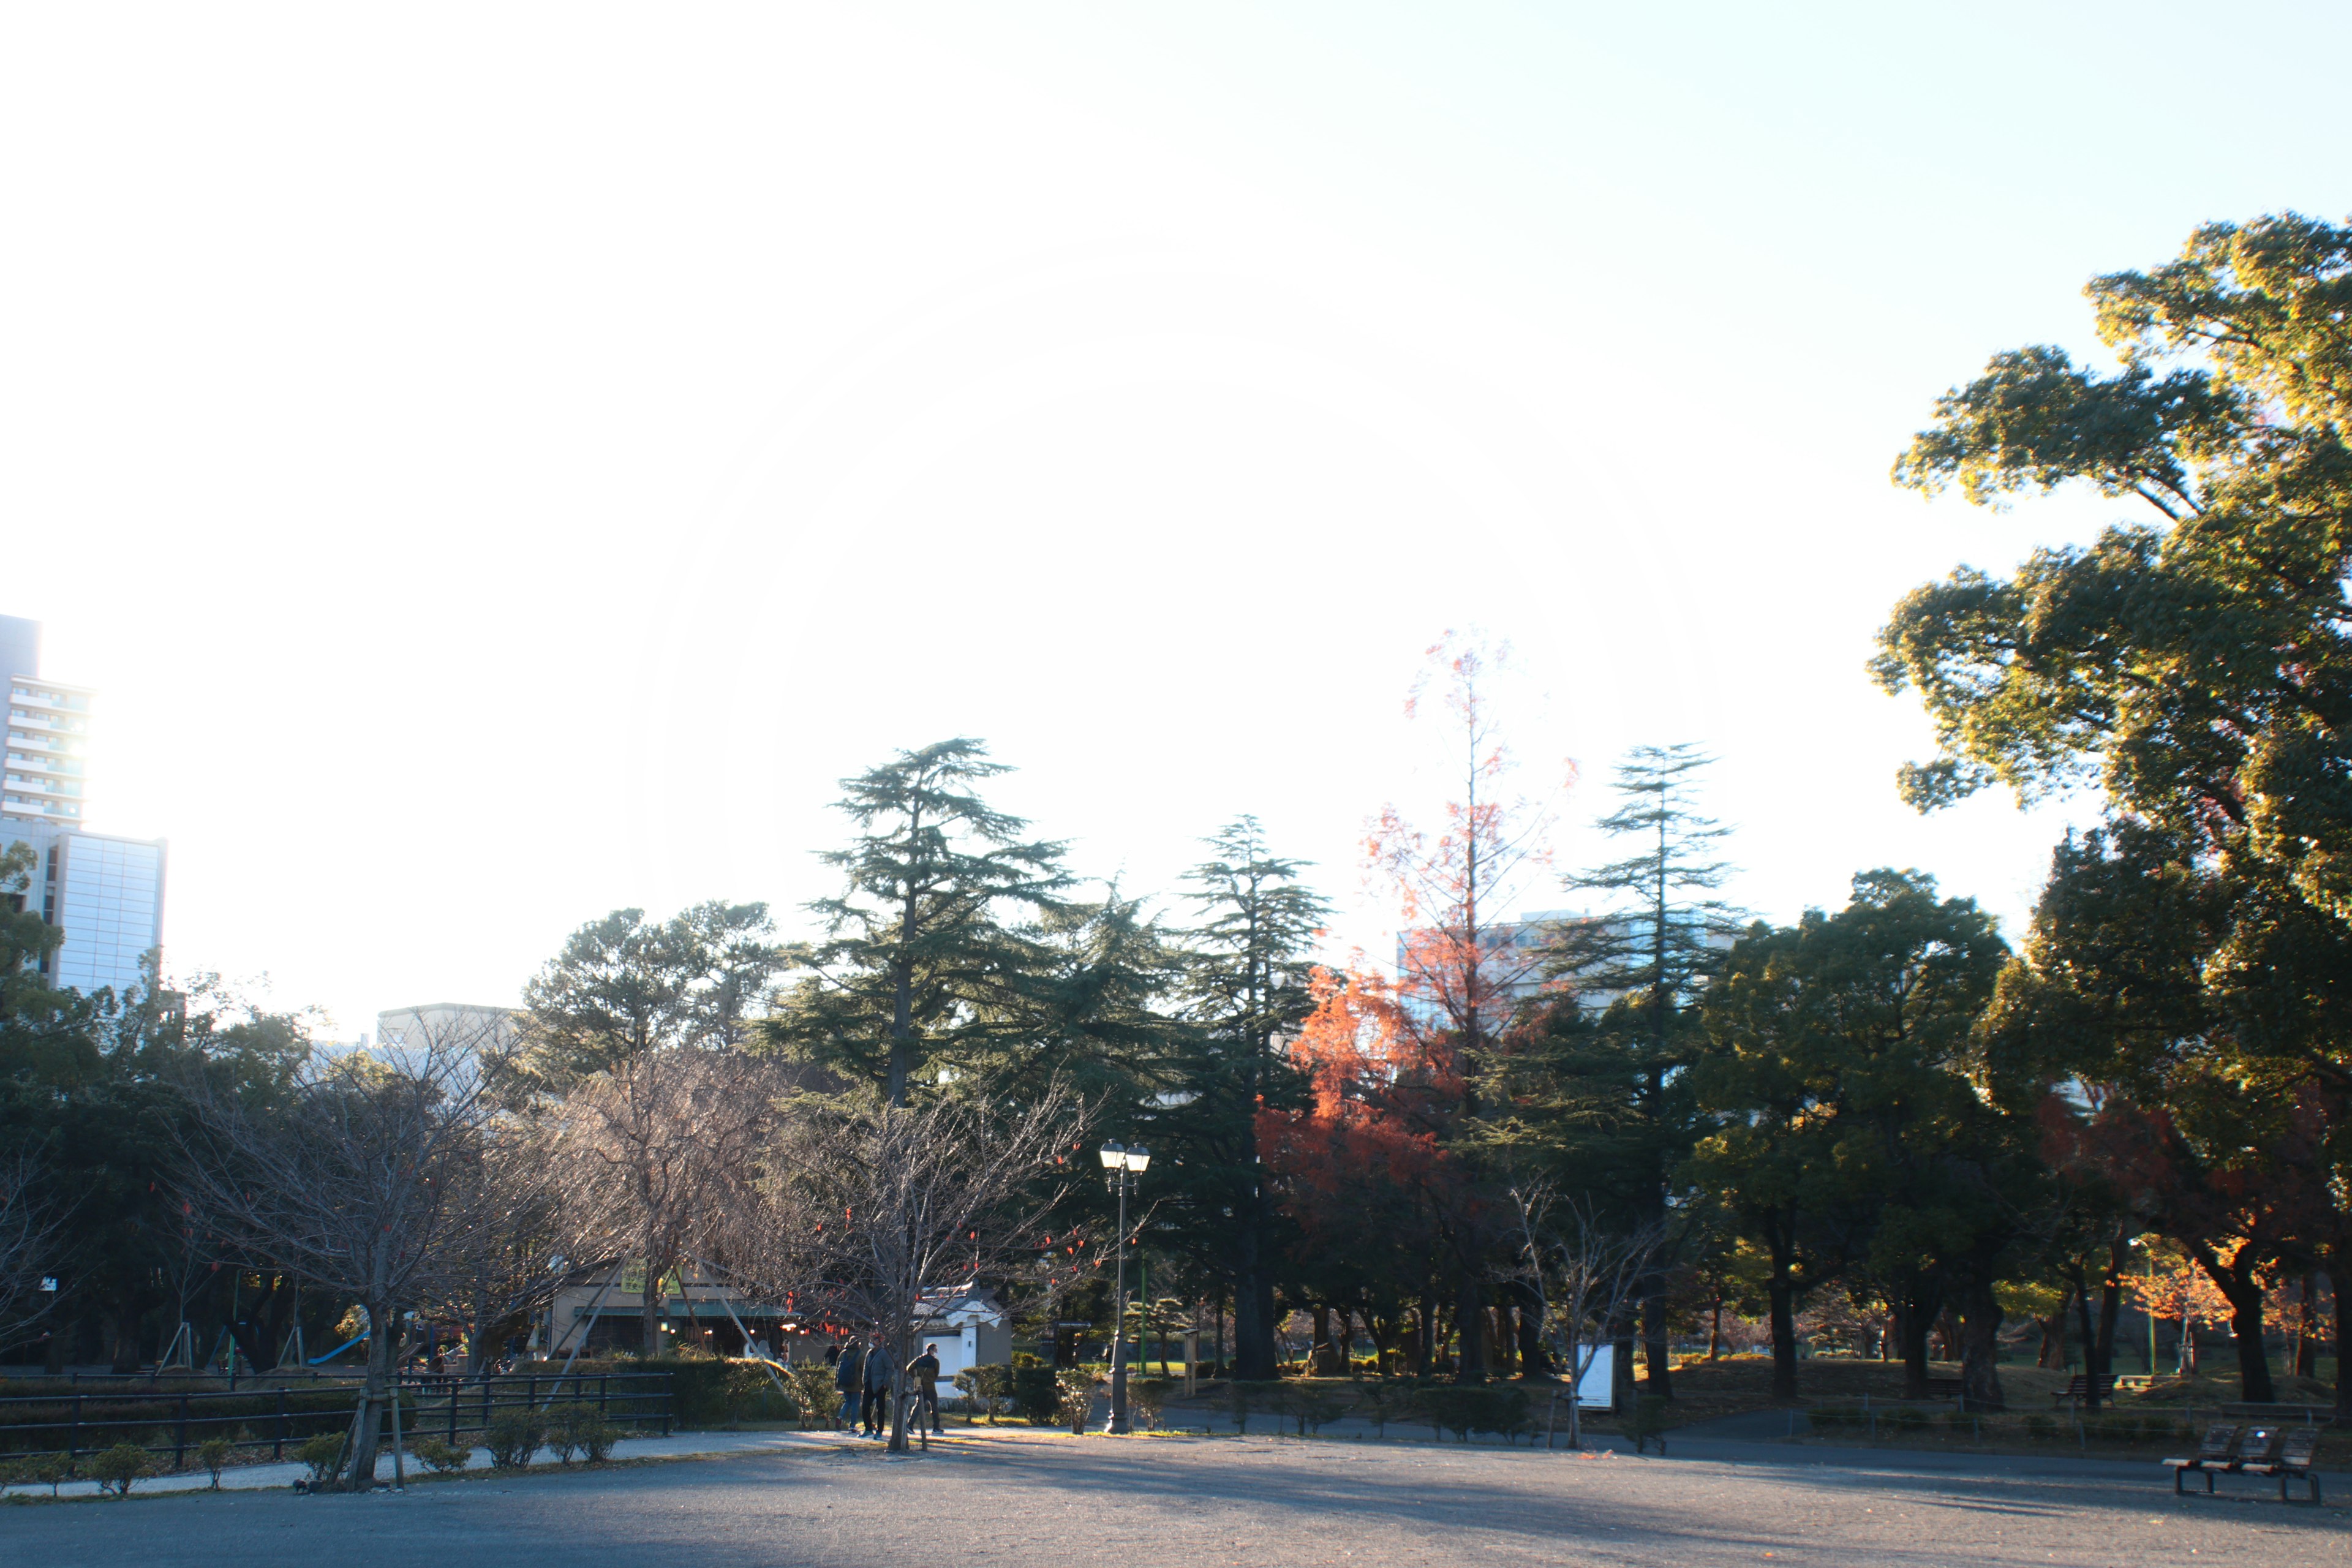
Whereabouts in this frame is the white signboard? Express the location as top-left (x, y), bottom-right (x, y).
top-left (1573, 1344), bottom-right (1615, 1408)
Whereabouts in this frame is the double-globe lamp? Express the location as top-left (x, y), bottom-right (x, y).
top-left (1099, 1140), bottom-right (1150, 1434)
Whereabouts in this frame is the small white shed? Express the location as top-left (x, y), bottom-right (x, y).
top-left (911, 1284), bottom-right (1012, 1385)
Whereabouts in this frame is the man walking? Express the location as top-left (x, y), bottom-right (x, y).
top-left (861, 1333), bottom-right (895, 1437)
top-left (833, 1338), bottom-right (865, 1433)
top-left (906, 1341), bottom-right (944, 1434)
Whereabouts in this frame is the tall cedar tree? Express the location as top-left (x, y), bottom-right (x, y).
top-left (1545, 744), bottom-right (1738, 1400)
top-left (1356, 633), bottom-right (1566, 1380)
top-left (766, 739), bottom-right (1068, 1107)
top-left (1876, 214), bottom-right (2352, 1410)
top-left (1152, 818), bottom-right (1331, 1379)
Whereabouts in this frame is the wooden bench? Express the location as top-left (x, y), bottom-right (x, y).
top-left (2166, 1424), bottom-right (2285, 1495)
top-left (2241, 1427), bottom-right (2323, 1505)
top-left (2051, 1374), bottom-right (2118, 1408)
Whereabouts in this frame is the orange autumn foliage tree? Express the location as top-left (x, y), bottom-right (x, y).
top-left (1276, 633), bottom-right (1574, 1379)
top-left (1259, 963), bottom-right (1453, 1372)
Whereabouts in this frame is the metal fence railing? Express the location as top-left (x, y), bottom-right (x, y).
top-left (0, 1371), bottom-right (675, 1471)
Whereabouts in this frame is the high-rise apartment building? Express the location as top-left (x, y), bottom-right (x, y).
top-left (0, 614), bottom-right (167, 997)
top-left (3, 614), bottom-right (96, 827)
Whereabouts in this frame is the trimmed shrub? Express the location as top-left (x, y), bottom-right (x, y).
top-left (1055, 1368), bottom-right (1097, 1434)
top-left (1227, 1380), bottom-right (1281, 1436)
top-left (197, 1436), bottom-right (235, 1488)
top-left (1354, 1379), bottom-right (1411, 1438)
top-left (579, 1414), bottom-right (623, 1463)
top-left (89, 1443), bottom-right (154, 1498)
top-left (545, 1404), bottom-right (625, 1464)
top-left (486, 1410), bottom-right (544, 1468)
top-left (1280, 1384), bottom-right (1352, 1437)
top-left (543, 1408), bottom-right (583, 1465)
top-left (1128, 1377), bottom-right (1174, 1431)
top-left (297, 1432), bottom-right (347, 1485)
top-left (2024, 1413), bottom-right (2059, 1442)
top-left (410, 1437), bottom-right (470, 1474)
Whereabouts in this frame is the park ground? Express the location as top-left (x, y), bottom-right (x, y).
top-left (6, 1419), bottom-right (2349, 1567)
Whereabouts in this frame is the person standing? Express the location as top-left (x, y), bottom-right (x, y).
top-left (833, 1338), bottom-right (865, 1432)
top-left (905, 1342), bottom-right (944, 1434)
top-left (862, 1333), bottom-right (895, 1436)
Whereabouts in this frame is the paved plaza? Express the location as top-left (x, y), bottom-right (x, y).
top-left (4, 1427), bottom-right (2346, 1567)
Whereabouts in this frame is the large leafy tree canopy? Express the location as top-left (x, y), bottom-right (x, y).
top-left (1877, 213), bottom-right (2352, 913)
top-left (1877, 213), bottom-right (2352, 1411)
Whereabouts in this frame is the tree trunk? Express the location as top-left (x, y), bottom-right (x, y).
top-left (1310, 1305), bottom-right (1335, 1374)
top-left (2328, 1251), bottom-right (2351, 1421)
top-left (1453, 1273), bottom-right (1487, 1382)
top-left (1955, 1282), bottom-right (2005, 1412)
top-left (642, 1263), bottom-right (665, 1355)
top-left (1766, 1266), bottom-right (1798, 1403)
top-left (2036, 1288), bottom-right (2070, 1369)
top-left (1517, 1295), bottom-right (1547, 1377)
top-left (2209, 1269), bottom-right (2275, 1404)
top-left (1708, 1295), bottom-right (1724, 1361)
top-left (1643, 1289), bottom-right (1673, 1399)
top-left (2294, 1274), bottom-right (2318, 1380)
top-left (345, 1309), bottom-right (394, 1488)
top-left (1232, 1252), bottom-right (1279, 1381)
top-left (1898, 1289), bottom-right (1936, 1400)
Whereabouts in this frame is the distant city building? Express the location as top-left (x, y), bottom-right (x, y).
top-left (0, 818), bottom-right (167, 996)
top-left (2, 614), bottom-right (96, 827)
top-left (0, 616), bottom-right (167, 998)
top-left (1393, 907), bottom-right (1733, 1019)
top-left (1395, 908), bottom-right (1617, 1014)
top-left (374, 1001), bottom-right (521, 1054)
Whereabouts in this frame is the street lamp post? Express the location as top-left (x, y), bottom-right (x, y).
top-left (1099, 1140), bottom-right (1151, 1434)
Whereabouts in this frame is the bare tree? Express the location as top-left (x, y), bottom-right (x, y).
top-left (176, 1012), bottom-right (512, 1488)
top-left (1506, 1182), bottom-right (1667, 1450)
top-left (540, 1046), bottom-right (781, 1352)
top-left (409, 1120), bottom-right (580, 1374)
top-left (0, 1153), bottom-right (69, 1358)
top-left (721, 1085), bottom-right (1085, 1453)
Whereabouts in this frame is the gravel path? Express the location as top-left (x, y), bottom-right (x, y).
top-left (5, 1426), bottom-right (2344, 1566)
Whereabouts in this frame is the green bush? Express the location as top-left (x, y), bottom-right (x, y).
top-left (486, 1409), bottom-right (544, 1468)
top-left (579, 1414), bottom-right (622, 1463)
top-left (2024, 1412), bottom-right (2059, 1441)
top-left (1811, 1405), bottom-right (1858, 1430)
top-left (1477, 1386), bottom-right (1534, 1444)
top-left (1887, 1405), bottom-right (1929, 1431)
top-left (786, 1363), bottom-right (843, 1430)
top-left (1409, 1385), bottom-right (1479, 1442)
top-left (546, 1405), bottom-right (623, 1463)
top-left (197, 1436), bottom-right (235, 1488)
top-left (88, 1443), bottom-right (154, 1498)
top-left (297, 1432), bottom-right (347, 1485)
top-left (410, 1437), bottom-right (470, 1474)
top-left (1011, 1365), bottom-right (1061, 1426)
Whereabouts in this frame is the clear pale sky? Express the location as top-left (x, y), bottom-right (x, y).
top-left (5, 4), bottom-right (2347, 1034)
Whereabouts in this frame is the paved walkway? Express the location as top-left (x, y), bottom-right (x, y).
top-left (7, 1423), bottom-right (2346, 1567)
top-left (0, 1424), bottom-right (871, 1500)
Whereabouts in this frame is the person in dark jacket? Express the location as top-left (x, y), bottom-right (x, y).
top-left (861, 1335), bottom-right (895, 1436)
top-left (905, 1342), bottom-right (943, 1434)
top-left (833, 1338), bottom-right (865, 1432)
